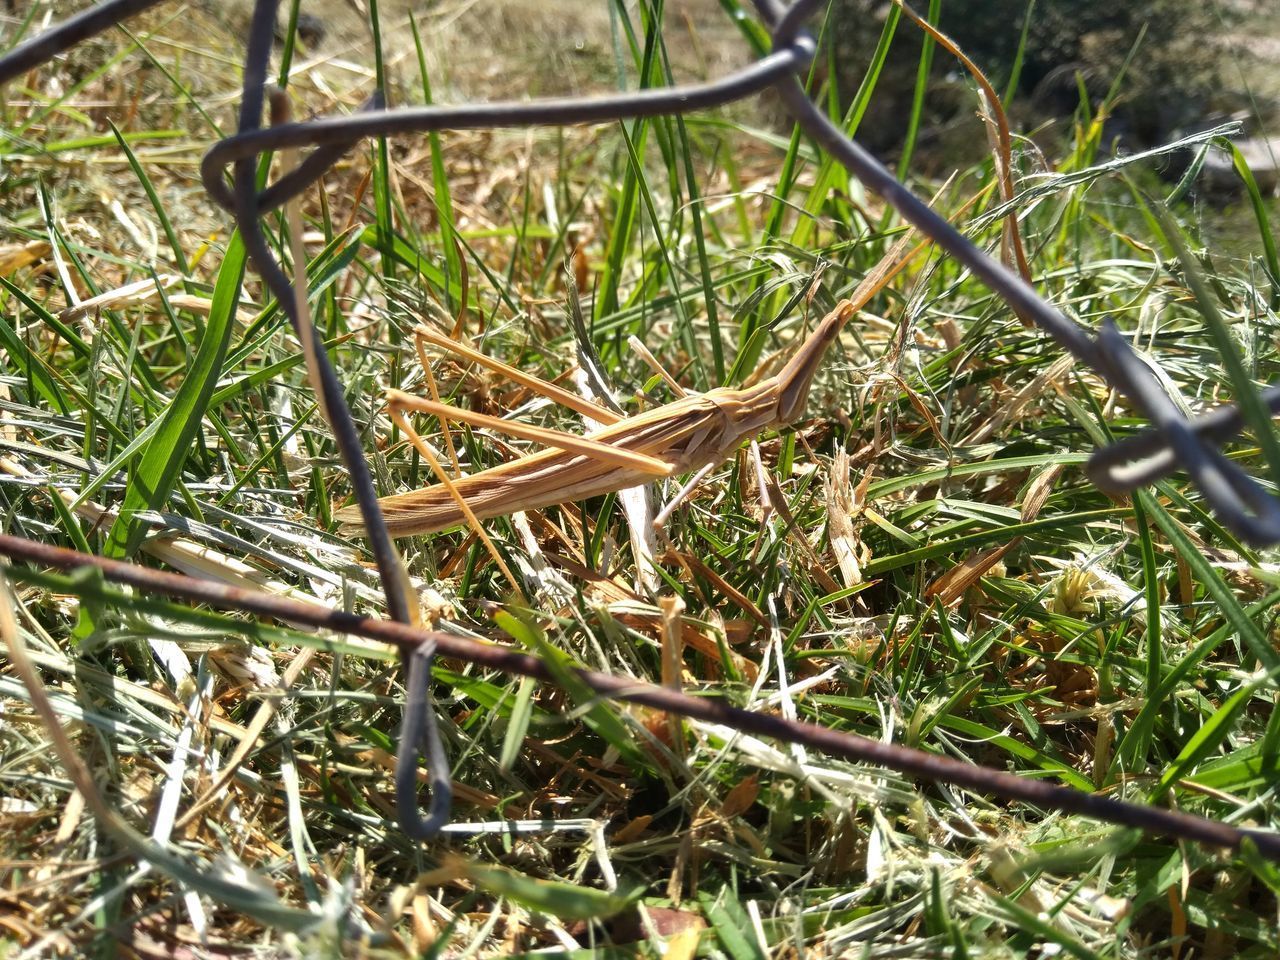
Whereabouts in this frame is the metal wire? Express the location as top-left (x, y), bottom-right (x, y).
top-left (5, 0), bottom-right (1280, 845)
top-left (230, 0), bottom-right (451, 839)
top-left (2, 531), bottom-right (1278, 861)
top-left (0, 0), bottom-right (168, 85)
top-left (194, 0), bottom-right (1280, 548)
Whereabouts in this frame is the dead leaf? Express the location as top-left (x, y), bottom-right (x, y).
top-left (925, 539), bottom-right (1021, 607)
top-left (58, 274), bottom-right (181, 323)
top-left (720, 773), bottom-right (759, 819)
top-left (662, 926), bottom-right (703, 960)
top-left (571, 244), bottom-right (589, 294)
top-left (824, 448), bottom-right (863, 588)
top-left (611, 814), bottom-right (652, 845)
top-left (411, 893), bottom-right (437, 953)
top-left (0, 240), bottom-right (50, 277)
top-left (1021, 463), bottom-right (1064, 522)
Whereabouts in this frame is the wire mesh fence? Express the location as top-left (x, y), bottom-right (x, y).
top-left (3, 0), bottom-right (1279, 896)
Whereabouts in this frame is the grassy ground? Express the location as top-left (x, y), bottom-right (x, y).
top-left (1, 1), bottom-right (1279, 957)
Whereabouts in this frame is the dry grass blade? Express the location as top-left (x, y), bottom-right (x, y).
top-left (893, 0), bottom-right (1033, 288)
top-left (8, 1), bottom-right (1280, 953)
top-left (0, 572), bottom-right (317, 933)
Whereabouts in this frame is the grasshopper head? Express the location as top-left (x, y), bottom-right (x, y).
top-left (773, 301), bottom-right (854, 424)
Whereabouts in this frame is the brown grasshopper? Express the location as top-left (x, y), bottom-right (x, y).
top-left (337, 233), bottom-right (923, 540)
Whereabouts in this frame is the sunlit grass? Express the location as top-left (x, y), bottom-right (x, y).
top-left (0, 1), bottom-right (1277, 956)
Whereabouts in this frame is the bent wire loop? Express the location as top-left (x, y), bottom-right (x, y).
top-left (5, 0), bottom-right (1280, 841)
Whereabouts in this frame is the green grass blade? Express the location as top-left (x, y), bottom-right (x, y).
top-left (1141, 191), bottom-right (1280, 491)
top-left (410, 11), bottom-right (463, 311)
top-left (108, 121), bottom-right (189, 276)
top-left (699, 885), bottom-right (766, 960)
top-left (1143, 487), bottom-right (1278, 673)
top-left (895, 0), bottom-right (942, 182)
top-left (102, 233), bottom-right (245, 558)
top-left (1227, 141), bottom-right (1280, 305)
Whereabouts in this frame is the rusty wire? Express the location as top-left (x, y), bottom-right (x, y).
top-left (2, 531), bottom-right (1278, 861)
top-left (3, 0), bottom-right (1280, 850)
